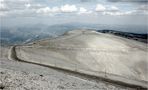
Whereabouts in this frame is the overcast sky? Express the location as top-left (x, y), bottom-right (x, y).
top-left (0, 0), bottom-right (148, 27)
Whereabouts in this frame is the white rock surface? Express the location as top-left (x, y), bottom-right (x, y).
top-left (15, 30), bottom-right (148, 87)
top-left (0, 58), bottom-right (136, 90)
top-left (0, 46), bottom-right (136, 90)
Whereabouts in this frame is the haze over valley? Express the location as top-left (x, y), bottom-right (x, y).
top-left (1, 23), bottom-right (147, 45)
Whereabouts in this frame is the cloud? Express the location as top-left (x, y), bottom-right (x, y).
top-left (103, 11), bottom-right (125, 15)
top-left (95, 4), bottom-right (119, 12)
top-left (95, 4), bottom-right (121, 15)
top-left (79, 7), bottom-right (87, 12)
top-left (0, 3), bottom-right (9, 11)
top-left (51, 7), bottom-right (60, 13)
top-left (37, 6), bottom-right (92, 15)
top-left (25, 4), bottom-right (31, 8)
top-left (103, 5), bottom-right (148, 16)
top-left (137, 5), bottom-right (148, 11)
top-left (36, 7), bottom-right (61, 16)
top-left (25, 3), bottom-right (43, 9)
top-left (95, 4), bottom-right (106, 12)
top-left (109, 6), bottom-right (119, 11)
top-left (131, 5), bottom-right (148, 15)
top-left (36, 4), bottom-right (78, 15)
top-left (0, 0), bottom-right (9, 11)
top-left (77, 7), bottom-right (92, 14)
top-left (36, 7), bottom-right (51, 14)
top-left (0, 0), bottom-right (44, 12)
top-left (107, 0), bottom-right (148, 3)
top-left (1, 0), bottom-right (147, 17)
top-left (95, 4), bottom-right (146, 16)
top-left (0, 0), bottom-right (9, 16)
top-left (61, 4), bottom-right (77, 13)
top-left (0, 0), bottom-right (48, 16)
top-left (120, 5), bottom-right (148, 15)
top-left (80, 0), bottom-right (97, 3)
top-left (1, 0), bottom-right (29, 10)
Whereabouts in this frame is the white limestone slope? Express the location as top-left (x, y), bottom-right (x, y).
top-left (1, 47), bottom-right (135, 90)
top-left (15, 30), bottom-right (148, 87)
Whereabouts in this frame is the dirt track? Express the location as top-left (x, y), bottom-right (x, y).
top-left (6, 30), bottom-right (148, 89)
top-left (7, 45), bottom-right (147, 90)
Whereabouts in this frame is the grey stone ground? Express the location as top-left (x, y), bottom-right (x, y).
top-left (0, 47), bottom-right (136, 90)
top-left (0, 59), bottom-right (136, 90)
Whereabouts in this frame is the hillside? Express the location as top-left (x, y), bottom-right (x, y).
top-left (0, 46), bottom-right (136, 90)
top-left (97, 30), bottom-right (148, 43)
top-left (13, 29), bottom-right (148, 88)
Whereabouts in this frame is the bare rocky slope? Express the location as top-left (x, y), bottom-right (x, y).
top-left (1, 47), bottom-right (137, 90)
top-left (12, 29), bottom-right (148, 89)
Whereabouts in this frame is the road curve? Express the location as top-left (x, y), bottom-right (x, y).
top-left (8, 46), bottom-right (18, 61)
top-left (8, 46), bottom-right (148, 90)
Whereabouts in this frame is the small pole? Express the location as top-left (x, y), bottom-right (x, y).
top-left (55, 60), bottom-right (56, 67)
top-left (105, 69), bottom-right (107, 77)
top-left (75, 64), bottom-right (77, 71)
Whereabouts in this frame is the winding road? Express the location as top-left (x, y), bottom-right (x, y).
top-left (8, 45), bottom-right (148, 90)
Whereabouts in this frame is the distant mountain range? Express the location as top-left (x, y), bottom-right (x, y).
top-left (97, 30), bottom-right (148, 43)
top-left (0, 23), bottom-right (147, 46)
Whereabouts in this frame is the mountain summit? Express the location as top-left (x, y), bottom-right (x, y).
top-left (14, 30), bottom-right (147, 88)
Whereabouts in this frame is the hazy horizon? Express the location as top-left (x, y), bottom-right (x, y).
top-left (0, 0), bottom-right (148, 45)
top-left (0, 0), bottom-right (148, 33)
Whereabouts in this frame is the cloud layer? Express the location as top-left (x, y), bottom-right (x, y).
top-left (0, 0), bottom-right (148, 17)
top-left (107, 0), bottom-right (148, 3)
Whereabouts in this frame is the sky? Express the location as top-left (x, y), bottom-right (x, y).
top-left (0, 0), bottom-right (148, 27)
